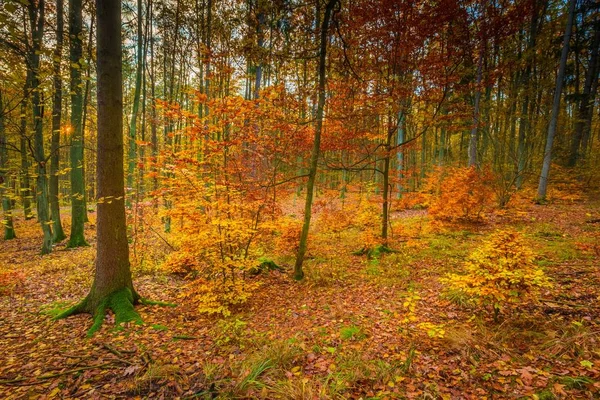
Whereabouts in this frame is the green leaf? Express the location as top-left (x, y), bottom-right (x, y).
top-left (580, 360), bottom-right (593, 369)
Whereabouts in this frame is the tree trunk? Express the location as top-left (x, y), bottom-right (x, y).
top-left (0, 90), bottom-right (16, 240)
top-left (50, 0), bottom-right (66, 242)
top-left (28, 0), bottom-right (53, 254)
top-left (68, 0), bottom-right (88, 247)
top-left (127, 0), bottom-right (144, 207)
top-left (537, 0), bottom-right (575, 201)
top-left (20, 101), bottom-right (33, 220)
top-left (294, 0), bottom-right (337, 280)
top-left (569, 16), bottom-right (599, 166)
top-left (57, 0), bottom-right (142, 337)
top-left (469, 49), bottom-right (484, 167)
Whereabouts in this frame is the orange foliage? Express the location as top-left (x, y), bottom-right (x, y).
top-left (425, 166), bottom-right (494, 223)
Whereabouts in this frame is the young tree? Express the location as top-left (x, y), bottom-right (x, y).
top-left (294, 0), bottom-right (338, 281)
top-left (57, 0), bottom-right (143, 335)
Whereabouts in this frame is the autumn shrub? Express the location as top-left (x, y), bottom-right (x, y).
top-left (441, 229), bottom-right (552, 319)
top-left (424, 166), bottom-right (494, 223)
top-left (0, 270), bottom-right (24, 295)
top-left (164, 188), bottom-right (267, 316)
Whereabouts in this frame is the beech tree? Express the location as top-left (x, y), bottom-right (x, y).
top-left (68, 0), bottom-right (88, 247)
top-left (57, 0), bottom-right (142, 335)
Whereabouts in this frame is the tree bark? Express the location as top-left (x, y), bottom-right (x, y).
top-left (28, 0), bottom-right (53, 254)
top-left (468, 49), bottom-right (484, 167)
top-left (569, 16), bottom-right (599, 166)
top-left (127, 0), bottom-right (144, 207)
top-left (50, 0), bottom-right (66, 242)
top-left (0, 90), bottom-right (16, 240)
top-left (294, 0), bottom-right (337, 280)
top-left (57, 0), bottom-right (141, 337)
top-left (67, 0), bottom-right (88, 247)
top-left (537, 0), bottom-right (576, 201)
top-left (20, 100), bottom-right (33, 220)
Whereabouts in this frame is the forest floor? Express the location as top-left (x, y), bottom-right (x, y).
top-left (1, 184), bottom-right (600, 399)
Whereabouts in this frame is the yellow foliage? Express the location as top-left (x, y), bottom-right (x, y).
top-left (163, 187), bottom-right (268, 316)
top-left (442, 229), bottom-right (552, 315)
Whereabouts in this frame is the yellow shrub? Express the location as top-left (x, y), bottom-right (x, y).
top-left (442, 229), bottom-right (552, 317)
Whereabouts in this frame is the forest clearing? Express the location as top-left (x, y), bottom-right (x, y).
top-left (1, 0), bottom-right (600, 398)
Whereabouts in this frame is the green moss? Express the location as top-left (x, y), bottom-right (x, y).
top-left (107, 287), bottom-right (143, 327)
top-left (139, 298), bottom-right (177, 307)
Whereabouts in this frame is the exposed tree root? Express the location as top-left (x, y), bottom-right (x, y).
top-left (54, 287), bottom-right (175, 337)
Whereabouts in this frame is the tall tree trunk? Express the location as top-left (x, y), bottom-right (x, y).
top-left (80, 12), bottom-right (95, 223)
top-left (537, 0), bottom-right (576, 201)
top-left (569, 16), bottom-right (599, 166)
top-left (127, 0), bottom-right (144, 207)
top-left (57, 0), bottom-right (141, 337)
top-left (50, 0), bottom-right (66, 242)
top-left (0, 90), bottom-right (16, 239)
top-left (149, 0), bottom-right (158, 206)
top-left (294, 0), bottom-right (337, 281)
top-left (68, 0), bottom-right (88, 247)
top-left (28, 0), bottom-right (53, 254)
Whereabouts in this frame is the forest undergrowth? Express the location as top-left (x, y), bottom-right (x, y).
top-left (1, 181), bottom-right (599, 399)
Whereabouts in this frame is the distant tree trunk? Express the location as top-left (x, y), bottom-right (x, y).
top-left (205, 0), bottom-right (212, 117)
top-left (149, 0), bottom-right (158, 205)
top-left (396, 108), bottom-right (405, 197)
top-left (569, 17), bottom-right (599, 166)
top-left (28, 0), bottom-right (53, 254)
top-left (469, 49), bottom-right (484, 167)
top-left (127, 0), bottom-right (144, 207)
top-left (0, 89), bottom-right (16, 240)
top-left (294, 0), bottom-right (337, 281)
top-left (57, 0), bottom-right (141, 337)
top-left (68, 0), bottom-right (88, 247)
top-left (537, 0), bottom-right (576, 201)
top-left (516, 0), bottom-right (540, 189)
top-left (254, 7), bottom-right (265, 100)
top-left (20, 100), bottom-right (33, 220)
top-left (50, 0), bottom-right (66, 242)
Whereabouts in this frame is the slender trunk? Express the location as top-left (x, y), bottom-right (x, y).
top-left (569, 17), bottom-right (599, 166)
top-left (537, 0), bottom-right (576, 201)
top-left (127, 0), bottom-right (144, 207)
top-left (20, 100), bottom-right (33, 219)
top-left (294, 0), bottom-right (337, 280)
top-left (0, 90), bottom-right (16, 239)
top-left (68, 0), bottom-right (88, 247)
top-left (29, 0), bottom-right (53, 254)
top-left (396, 109), bottom-right (405, 197)
top-left (80, 14), bottom-right (95, 222)
top-left (469, 49), bottom-right (484, 167)
top-left (50, 0), bottom-right (66, 242)
top-left (205, 0), bottom-right (212, 118)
